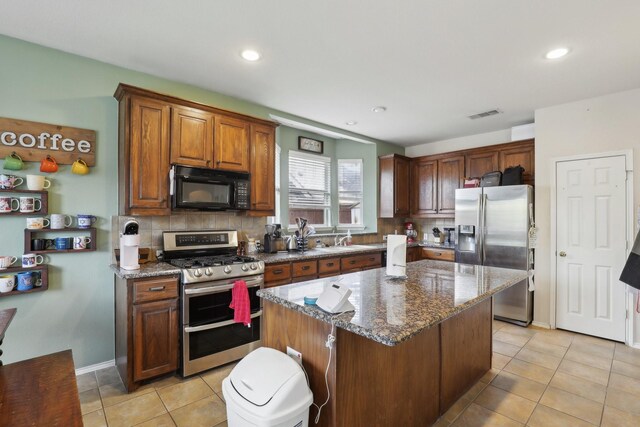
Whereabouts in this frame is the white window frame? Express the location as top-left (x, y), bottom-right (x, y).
top-left (337, 158), bottom-right (365, 231)
top-left (268, 144), bottom-right (282, 225)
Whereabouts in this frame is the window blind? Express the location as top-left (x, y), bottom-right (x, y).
top-left (288, 151), bottom-right (331, 225)
top-left (338, 159), bottom-right (363, 225)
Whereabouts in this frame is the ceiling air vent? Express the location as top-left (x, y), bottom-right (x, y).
top-left (468, 109), bottom-right (501, 120)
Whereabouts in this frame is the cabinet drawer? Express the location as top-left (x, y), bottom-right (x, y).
top-left (318, 257), bottom-right (341, 276)
top-left (133, 277), bottom-right (179, 304)
top-left (341, 253), bottom-right (382, 273)
top-left (422, 248), bottom-right (455, 261)
top-left (292, 260), bottom-right (317, 278)
top-left (265, 263), bottom-right (292, 286)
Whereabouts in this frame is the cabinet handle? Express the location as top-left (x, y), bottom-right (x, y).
top-left (368, 257), bottom-right (375, 261)
top-left (326, 262), bottom-right (334, 267)
top-left (301, 265), bottom-right (311, 271)
top-left (217, 160), bottom-right (221, 165)
top-left (349, 260), bottom-right (356, 265)
top-left (434, 252), bottom-right (442, 256)
top-left (148, 286), bottom-right (165, 292)
top-left (273, 269), bottom-right (283, 274)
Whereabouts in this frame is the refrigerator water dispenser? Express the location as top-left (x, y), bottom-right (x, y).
top-left (457, 225), bottom-right (476, 252)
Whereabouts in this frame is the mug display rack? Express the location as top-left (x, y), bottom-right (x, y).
top-left (24, 227), bottom-right (97, 254)
top-left (0, 189), bottom-right (49, 216)
top-left (0, 265), bottom-right (49, 298)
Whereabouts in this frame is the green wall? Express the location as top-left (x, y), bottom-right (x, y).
top-left (0, 35), bottom-right (403, 368)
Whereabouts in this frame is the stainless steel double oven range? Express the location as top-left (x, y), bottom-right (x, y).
top-left (163, 230), bottom-right (264, 377)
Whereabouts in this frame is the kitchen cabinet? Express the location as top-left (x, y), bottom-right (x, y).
top-left (115, 275), bottom-right (180, 391)
top-left (291, 260), bottom-right (318, 283)
top-left (437, 155), bottom-right (464, 215)
top-left (340, 253), bottom-right (383, 274)
top-left (411, 159), bottom-right (437, 216)
top-left (116, 92), bottom-right (171, 215)
top-left (170, 106), bottom-right (214, 168)
top-left (318, 257), bottom-right (341, 277)
top-left (422, 248), bottom-right (455, 262)
top-left (406, 246), bottom-right (422, 262)
top-left (465, 150), bottom-right (499, 179)
top-left (214, 115), bottom-right (250, 172)
top-left (249, 124), bottom-right (276, 215)
top-left (379, 154), bottom-right (411, 218)
top-left (499, 139), bottom-right (534, 185)
top-left (265, 263), bottom-right (292, 288)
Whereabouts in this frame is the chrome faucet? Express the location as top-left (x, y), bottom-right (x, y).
top-left (334, 234), bottom-right (348, 246)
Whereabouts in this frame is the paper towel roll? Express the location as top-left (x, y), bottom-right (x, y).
top-left (386, 235), bottom-right (407, 277)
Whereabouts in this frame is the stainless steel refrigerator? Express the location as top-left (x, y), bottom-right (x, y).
top-left (455, 185), bottom-right (533, 326)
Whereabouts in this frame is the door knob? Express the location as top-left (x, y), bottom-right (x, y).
top-left (559, 251), bottom-right (567, 257)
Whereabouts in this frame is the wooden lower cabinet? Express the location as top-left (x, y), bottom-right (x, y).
top-left (421, 248), bottom-right (455, 262)
top-left (318, 257), bottom-right (340, 277)
top-left (115, 275), bottom-right (180, 391)
top-left (407, 246), bottom-right (422, 262)
top-left (340, 253), bottom-right (383, 274)
top-left (291, 260), bottom-right (318, 283)
top-left (264, 263), bottom-right (292, 287)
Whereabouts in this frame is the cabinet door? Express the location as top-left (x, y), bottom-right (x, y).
top-left (128, 96), bottom-right (171, 214)
top-left (407, 246), bottom-right (422, 262)
top-left (499, 141), bottom-right (534, 185)
top-left (214, 115), bottom-right (250, 172)
top-left (411, 159), bottom-right (437, 216)
top-left (170, 106), bottom-right (214, 168)
top-left (438, 156), bottom-right (464, 215)
top-left (250, 124), bottom-right (276, 213)
top-left (394, 156), bottom-right (411, 217)
top-left (133, 298), bottom-right (178, 381)
top-left (465, 150), bottom-right (499, 178)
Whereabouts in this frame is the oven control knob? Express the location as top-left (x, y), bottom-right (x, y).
top-left (250, 263), bottom-right (257, 270)
top-left (204, 268), bottom-right (213, 276)
top-left (241, 264), bottom-right (249, 272)
top-left (223, 265), bottom-right (232, 274)
top-left (193, 269), bottom-right (203, 278)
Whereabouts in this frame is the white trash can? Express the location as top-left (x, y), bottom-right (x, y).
top-left (222, 347), bottom-right (314, 427)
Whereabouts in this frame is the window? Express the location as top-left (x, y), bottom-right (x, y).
top-left (288, 151), bottom-right (331, 227)
top-left (269, 144), bottom-right (282, 225)
top-left (338, 159), bottom-right (363, 226)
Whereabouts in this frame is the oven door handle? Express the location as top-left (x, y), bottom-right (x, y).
top-left (184, 311), bottom-right (262, 333)
top-left (184, 280), bottom-right (262, 295)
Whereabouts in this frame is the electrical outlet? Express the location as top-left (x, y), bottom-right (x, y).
top-left (286, 346), bottom-right (302, 366)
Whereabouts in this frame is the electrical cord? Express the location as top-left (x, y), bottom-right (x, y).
top-left (300, 322), bottom-right (335, 424)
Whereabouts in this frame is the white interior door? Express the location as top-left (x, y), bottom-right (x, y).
top-left (556, 155), bottom-right (627, 341)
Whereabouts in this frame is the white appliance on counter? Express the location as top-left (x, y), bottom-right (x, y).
top-left (455, 185), bottom-right (533, 326)
top-left (119, 219), bottom-right (140, 270)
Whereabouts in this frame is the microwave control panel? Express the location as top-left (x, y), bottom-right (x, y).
top-left (236, 181), bottom-right (250, 209)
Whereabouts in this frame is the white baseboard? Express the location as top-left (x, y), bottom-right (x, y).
top-left (531, 321), bottom-right (551, 329)
top-left (75, 359), bottom-right (115, 376)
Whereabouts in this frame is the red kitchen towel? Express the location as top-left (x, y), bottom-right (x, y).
top-left (229, 280), bottom-right (251, 326)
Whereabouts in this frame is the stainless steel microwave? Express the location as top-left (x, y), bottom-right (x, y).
top-left (171, 165), bottom-right (250, 211)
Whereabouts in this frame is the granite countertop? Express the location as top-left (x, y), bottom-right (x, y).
top-left (258, 260), bottom-right (527, 346)
top-left (110, 262), bottom-right (181, 279)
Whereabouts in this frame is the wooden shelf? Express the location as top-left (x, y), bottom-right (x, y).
top-left (0, 189), bottom-right (49, 215)
top-left (0, 265), bottom-right (49, 298)
top-left (24, 228), bottom-right (97, 254)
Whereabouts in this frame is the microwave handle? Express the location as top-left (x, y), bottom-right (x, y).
top-left (169, 166), bottom-right (175, 196)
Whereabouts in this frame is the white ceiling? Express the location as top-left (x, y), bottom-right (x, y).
top-left (1, 0), bottom-right (639, 146)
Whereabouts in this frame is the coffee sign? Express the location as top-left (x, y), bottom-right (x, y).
top-left (0, 117), bottom-right (96, 166)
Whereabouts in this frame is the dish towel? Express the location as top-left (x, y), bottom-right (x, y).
top-left (229, 280), bottom-right (251, 327)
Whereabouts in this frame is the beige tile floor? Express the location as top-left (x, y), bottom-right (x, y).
top-left (79, 321), bottom-right (640, 426)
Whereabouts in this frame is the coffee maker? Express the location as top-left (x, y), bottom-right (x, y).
top-left (263, 224), bottom-right (286, 253)
top-left (119, 219), bottom-right (140, 270)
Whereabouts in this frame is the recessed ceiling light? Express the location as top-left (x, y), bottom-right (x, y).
top-left (345, 121), bottom-right (357, 126)
top-left (545, 47), bottom-right (569, 60)
top-left (372, 106), bottom-right (387, 113)
top-left (241, 49), bottom-right (261, 61)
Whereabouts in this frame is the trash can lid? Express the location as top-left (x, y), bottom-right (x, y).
top-left (229, 347), bottom-right (304, 407)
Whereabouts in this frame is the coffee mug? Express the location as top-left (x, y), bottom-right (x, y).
top-left (73, 236), bottom-right (92, 250)
top-left (16, 271), bottom-right (40, 291)
top-left (19, 197), bottom-right (41, 213)
top-left (26, 217), bottom-right (50, 230)
top-left (40, 155), bottom-right (58, 173)
top-left (51, 214), bottom-right (73, 229)
top-left (0, 196), bottom-right (20, 213)
top-left (22, 253), bottom-right (44, 268)
top-left (0, 174), bottom-right (24, 189)
top-left (71, 159), bottom-right (90, 175)
top-left (0, 276), bottom-right (15, 293)
top-left (3, 152), bottom-right (23, 171)
top-left (0, 256), bottom-right (18, 269)
top-left (26, 174), bottom-right (51, 191)
top-left (31, 238), bottom-right (54, 251)
top-left (77, 214), bottom-right (97, 229)
top-left (54, 237), bottom-right (73, 250)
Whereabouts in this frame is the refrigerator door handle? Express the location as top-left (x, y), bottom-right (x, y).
top-left (481, 193), bottom-right (487, 263)
top-left (477, 194), bottom-right (483, 263)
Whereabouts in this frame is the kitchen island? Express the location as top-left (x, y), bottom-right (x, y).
top-left (257, 259), bottom-right (528, 427)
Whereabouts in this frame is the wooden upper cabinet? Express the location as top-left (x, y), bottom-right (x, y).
top-left (379, 154), bottom-right (410, 218)
top-left (250, 124), bottom-right (276, 214)
top-left (437, 156), bottom-right (464, 215)
top-left (170, 106), bottom-right (214, 168)
top-left (465, 150), bottom-right (499, 178)
top-left (125, 95), bottom-right (171, 215)
top-left (411, 158), bottom-right (438, 216)
top-left (214, 115), bottom-right (250, 172)
top-left (499, 139), bottom-right (534, 185)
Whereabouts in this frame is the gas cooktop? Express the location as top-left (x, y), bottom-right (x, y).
top-left (168, 255), bottom-right (257, 269)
